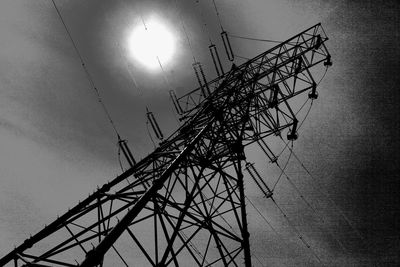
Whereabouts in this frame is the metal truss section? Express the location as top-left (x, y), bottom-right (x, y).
top-left (178, 23), bottom-right (329, 114)
top-left (0, 23), bottom-right (331, 267)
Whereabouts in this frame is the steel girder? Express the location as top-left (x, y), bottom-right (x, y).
top-left (0, 23), bottom-right (330, 267)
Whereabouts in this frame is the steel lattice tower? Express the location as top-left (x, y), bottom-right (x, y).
top-left (1, 23), bottom-right (331, 267)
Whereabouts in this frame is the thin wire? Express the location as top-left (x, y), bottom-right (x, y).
top-left (174, 0), bottom-right (197, 63)
top-left (274, 98), bottom-right (309, 159)
top-left (241, 198), bottom-right (267, 267)
top-left (277, 164), bottom-right (317, 214)
top-left (51, 0), bottom-right (120, 137)
top-left (272, 141), bottom-right (293, 191)
top-left (284, 143), bottom-right (367, 243)
top-left (146, 121), bottom-right (157, 148)
top-left (211, 0), bottom-right (224, 31)
top-left (105, 0), bottom-right (144, 97)
top-left (246, 197), bottom-right (280, 235)
top-left (248, 166), bottom-right (323, 264)
top-left (296, 98), bottom-right (310, 116)
top-left (234, 54), bottom-right (251, 61)
top-left (156, 57), bottom-right (181, 124)
top-left (194, 0), bottom-right (213, 44)
top-left (228, 33), bottom-right (284, 44)
top-left (274, 138), bottom-right (351, 255)
top-left (246, 196), bottom-right (286, 241)
top-left (117, 145), bottom-right (126, 173)
top-left (273, 143), bottom-right (342, 264)
top-left (298, 100), bottom-right (313, 130)
top-left (270, 198), bottom-right (324, 265)
top-left (317, 66), bottom-right (329, 86)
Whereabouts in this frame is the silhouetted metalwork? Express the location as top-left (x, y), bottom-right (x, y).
top-left (0, 23), bottom-right (330, 266)
top-left (209, 44), bottom-right (224, 77)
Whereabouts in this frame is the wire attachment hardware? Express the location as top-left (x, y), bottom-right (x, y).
top-left (193, 62), bottom-right (210, 97)
top-left (118, 136), bottom-right (136, 167)
top-left (209, 44), bottom-right (224, 77)
top-left (245, 162), bottom-right (273, 198)
top-left (169, 90), bottom-right (183, 115)
top-left (146, 107), bottom-right (164, 141)
top-left (221, 31), bottom-right (234, 61)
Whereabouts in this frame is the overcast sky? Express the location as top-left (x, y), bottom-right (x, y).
top-left (0, 0), bottom-right (399, 266)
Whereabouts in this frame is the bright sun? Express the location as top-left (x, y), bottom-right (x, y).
top-left (128, 18), bottom-right (175, 70)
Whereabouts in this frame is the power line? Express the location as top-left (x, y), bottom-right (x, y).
top-left (174, 0), bottom-right (197, 63)
top-left (228, 33), bottom-right (284, 44)
top-left (194, 0), bottom-right (213, 45)
top-left (51, 0), bottom-right (120, 137)
top-left (283, 141), bottom-right (368, 244)
top-left (272, 141), bottom-right (293, 191)
top-left (211, 0), bottom-right (224, 31)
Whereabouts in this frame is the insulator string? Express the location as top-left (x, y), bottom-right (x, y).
top-left (146, 121), bottom-right (157, 148)
top-left (136, 6), bottom-right (180, 133)
top-left (156, 56), bottom-right (181, 124)
top-left (51, 0), bottom-right (120, 138)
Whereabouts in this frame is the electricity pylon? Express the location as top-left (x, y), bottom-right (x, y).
top-left (0, 23), bottom-right (331, 267)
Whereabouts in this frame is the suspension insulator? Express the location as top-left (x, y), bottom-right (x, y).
top-left (314, 34), bottom-right (322, 50)
top-left (198, 63), bottom-right (211, 96)
top-left (209, 44), bottom-right (224, 77)
top-left (324, 54), bottom-right (333, 67)
top-left (118, 136), bottom-right (136, 167)
top-left (221, 31), bottom-right (234, 61)
top-left (193, 63), bottom-right (205, 96)
top-left (308, 82), bottom-right (318, 99)
top-left (295, 56), bottom-right (303, 75)
top-left (287, 119), bottom-right (298, 141)
top-left (169, 90), bottom-right (183, 115)
top-left (257, 138), bottom-right (278, 163)
top-left (146, 107), bottom-right (164, 140)
top-left (193, 62), bottom-right (210, 97)
top-left (270, 84), bottom-right (280, 108)
top-left (245, 162), bottom-right (273, 198)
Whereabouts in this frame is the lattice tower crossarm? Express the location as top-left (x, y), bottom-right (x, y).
top-left (0, 23), bottom-right (331, 267)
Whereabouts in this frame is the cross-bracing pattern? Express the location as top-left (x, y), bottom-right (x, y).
top-left (0, 23), bottom-right (330, 266)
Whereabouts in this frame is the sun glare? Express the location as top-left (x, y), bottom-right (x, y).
top-left (128, 18), bottom-right (175, 70)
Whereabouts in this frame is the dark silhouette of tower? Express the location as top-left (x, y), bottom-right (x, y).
top-left (0, 23), bottom-right (331, 267)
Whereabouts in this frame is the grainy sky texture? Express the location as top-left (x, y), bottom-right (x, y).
top-left (0, 0), bottom-right (399, 266)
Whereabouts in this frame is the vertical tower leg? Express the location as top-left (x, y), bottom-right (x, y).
top-left (236, 143), bottom-right (252, 267)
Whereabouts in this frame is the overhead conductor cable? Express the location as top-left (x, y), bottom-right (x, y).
top-left (52, 0), bottom-right (140, 168)
top-left (51, 0), bottom-right (120, 138)
top-left (244, 162), bottom-right (323, 265)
